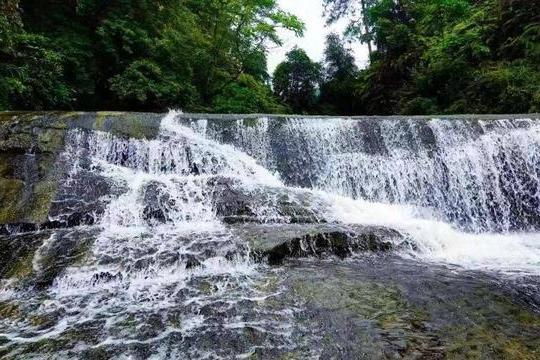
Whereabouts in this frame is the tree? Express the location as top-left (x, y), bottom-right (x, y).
top-left (323, 0), bottom-right (540, 115)
top-left (0, 1), bottom-right (71, 110)
top-left (323, 0), bottom-right (375, 57)
top-left (1, 0), bottom-right (304, 112)
top-left (273, 47), bottom-right (321, 114)
top-left (319, 33), bottom-right (359, 114)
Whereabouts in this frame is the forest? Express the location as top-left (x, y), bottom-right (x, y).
top-left (0, 0), bottom-right (539, 115)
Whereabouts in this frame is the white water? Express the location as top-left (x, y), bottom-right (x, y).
top-left (0, 111), bottom-right (299, 357)
top-left (1, 111), bottom-right (540, 358)
top-left (200, 116), bottom-right (540, 233)
top-left (174, 112), bottom-right (540, 274)
top-left (73, 111), bottom-right (540, 275)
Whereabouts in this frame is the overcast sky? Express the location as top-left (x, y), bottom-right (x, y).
top-left (267, 0), bottom-right (369, 73)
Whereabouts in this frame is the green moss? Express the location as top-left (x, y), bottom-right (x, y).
top-left (243, 118), bottom-right (259, 128)
top-left (20, 338), bottom-right (70, 355)
top-left (294, 279), bottom-right (417, 329)
top-left (0, 178), bottom-right (24, 223)
top-left (0, 133), bottom-right (33, 151)
top-left (26, 180), bottom-right (56, 223)
top-left (443, 292), bottom-right (540, 359)
top-left (292, 276), bottom-right (436, 356)
top-left (0, 301), bottom-right (21, 320)
top-left (28, 315), bottom-right (53, 328)
top-left (5, 249), bottom-right (35, 279)
top-left (0, 156), bottom-right (13, 179)
top-left (94, 112), bottom-right (159, 139)
top-left (445, 326), bottom-right (539, 359)
top-left (114, 313), bottom-right (138, 328)
top-left (58, 112), bottom-right (83, 119)
top-left (279, 352), bottom-right (302, 360)
top-left (0, 112), bottom-right (17, 123)
top-left (37, 129), bottom-right (65, 153)
top-left (94, 112), bottom-right (113, 130)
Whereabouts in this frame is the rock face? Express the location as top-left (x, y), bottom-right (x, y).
top-left (0, 112), bottom-right (161, 229)
top-left (208, 177), bottom-right (330, 224)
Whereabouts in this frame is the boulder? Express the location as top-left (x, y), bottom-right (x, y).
top-left (229, 223), bottom-right (408, 265)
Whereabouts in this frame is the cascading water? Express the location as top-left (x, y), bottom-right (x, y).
top-left (177, 114), bottom-right (540, 272)
top-left (1, 111), bottom-right (539, 358)
top-left (198, 116), bottom-right (540, 233)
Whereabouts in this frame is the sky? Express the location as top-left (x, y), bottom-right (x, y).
top-left (267, 0), bottom-right (369, 73)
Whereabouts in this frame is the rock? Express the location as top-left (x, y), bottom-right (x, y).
top-left (0, 112), bottom-right (163, 229)
top-left (207, 177), bottom-right (255, 219)
top-left (142, 181), bottom-right (174, 225)
top-left (0, 223), bottom-right (39, 235)
top-left (0, 231), bottom-right (50, 280)
top-left (91, 271), bottom-right (123, 286)
top-left (208, 177), bottom-right (329, 224)
top-left (230, 223), bottom-right (406, 265)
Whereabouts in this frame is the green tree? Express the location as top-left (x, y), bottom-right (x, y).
top-left (1, 0), bottom-right (304, 112)
top-left (273, 47), bottom-right (322, 114)
top-left (325, 0), bottom-right (540, 115)
top-left (0, 1), bottom-right (71, 110)
top-left (319, 33), bottom-right (359, 114)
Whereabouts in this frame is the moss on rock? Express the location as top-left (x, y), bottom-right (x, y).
top-left (5, 249), bottom-right (35, 279)
top-left (36, 128), bottom-right (65, 153)
top-left (0, 178), bottom-right (24, 223)
top-left (26, 181), bottom-right (56, 224)
top-left (0, 301), bottom-right (21, 320)
top-left (443, 292), bottom-right (540, 359)
top-left (93, 112), bottom-right (160, 139)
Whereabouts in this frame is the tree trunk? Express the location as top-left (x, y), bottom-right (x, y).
top-left (360, 0), bottom-right (373, 58)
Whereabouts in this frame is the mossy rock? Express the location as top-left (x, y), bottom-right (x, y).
top-left (0, 231), bottom-right (49, 280)
top-left (0, 112), bottom-right (18, 123)
top-left (36, 128), bottom-right (66, 153)
top-left (0, 178), bottom-right (24, 223)
top-left (242, 118), bottom-right (260, 128)
top-left (93, 112), bottom-right (161, 139)
top-left (4, 249), bottom-right (35, 279)
top-left (291, 271), bottom-right (440, 357)
top-left (0, 155), bottom-right (14, 178)
top-left (0, 133), bottom-right (33, 152)
top-left (294, 278), bottom-right (419, 329)
top-left (443, 292), bottom-right (540, 359)
top-left (25, 180), bottom-right (57, 224)
top-left (0, 301), bottom-right (21, 320)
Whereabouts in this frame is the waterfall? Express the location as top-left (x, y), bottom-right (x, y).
top-left (1, 111), bottom-right (539, 358)
top-left (193, 116), bottom-right (540, 233)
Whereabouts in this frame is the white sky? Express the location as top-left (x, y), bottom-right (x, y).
top-left (267, 0), bottom-right (369, 73)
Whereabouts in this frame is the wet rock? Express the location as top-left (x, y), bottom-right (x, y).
top-left (209, 177), bottom-right (328, 224)
top-left (0, 112), bottom-right (162, 228)
top-left (0, 231), bottom-right (50, 280)
top-left (0, 222), bottom-right (39, 235)
top-left (31, 228), bottom-right (97, 288)
top-left (91, 271), bottom-right (123, 286)
top-left (207, 177), bottom-right (255, 219)
top-left (185, 255), bottom-right (202, 269)
top-left (230, 223), bottom-right (406, 265)
top-left (142, 181), bottom-right (174, 224)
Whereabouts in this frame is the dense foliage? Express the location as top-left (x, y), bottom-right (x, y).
top-left (322, 0), bottom-right (540, 114)
top-left (0, 0), bottom-right (302, 112)
top-left (1, 0), bottom-right (538, 114)
top-left (273, 48), bottom-right (322, 114)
